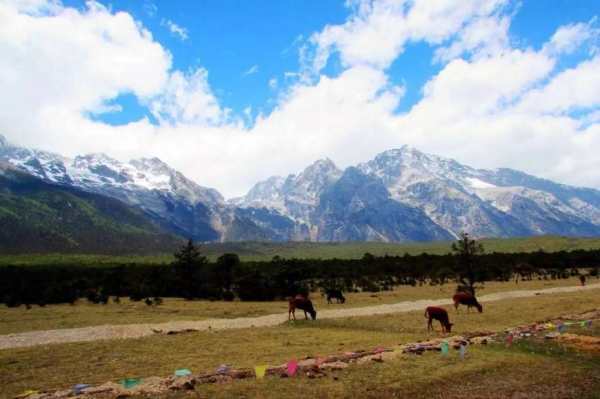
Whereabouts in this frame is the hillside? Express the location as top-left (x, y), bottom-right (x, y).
top-left (2, 235), bottom-right (600, 265)
top-left (0, 164), bottom-right (182, 254)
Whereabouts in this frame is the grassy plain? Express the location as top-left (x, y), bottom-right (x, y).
top-left (1, 288), bottom-right (599, 398)
top-left (0, 276), bottom-right (592, 335)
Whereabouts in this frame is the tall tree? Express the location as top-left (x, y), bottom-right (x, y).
top-left (172, 239), bottom-right (207, 299)
top-left (215, 253), bottom-right (240, 293)
top-left (451, 232), bottom-right (485, 296)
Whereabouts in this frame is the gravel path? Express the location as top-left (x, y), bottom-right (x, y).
top-left (1, 283), bottom-right (598, 350)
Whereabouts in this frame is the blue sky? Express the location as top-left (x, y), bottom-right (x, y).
top-left (70, 0), bottom-right (600, 124)
top-left (75, 0), bottom-right (351, 125)
top-left (2, 0), bottom-right (600, 197)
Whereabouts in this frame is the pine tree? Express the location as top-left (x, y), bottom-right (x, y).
top-left (172, 239), bottom-right (207, 299)
top-left (451, 232), bottom-right (485, 296)
top-left (216, 253), bottom-right (239, 293)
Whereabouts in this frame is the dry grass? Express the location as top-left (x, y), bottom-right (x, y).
top-left (192, 344), bottom-right (600, 399)
top-left (0, 277), bottom-right (590, 335)
top-left (1, 289), bottom-right (599, 398)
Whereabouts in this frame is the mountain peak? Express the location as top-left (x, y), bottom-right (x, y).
top-left (0, 134), bottom-right (9, 148)
top-left (377, 145), bottom-right (428, 160)
top-left (131, 157), bottom-right (171, 173)
top-left (74, 153), bottom-right (120, 166)
top-left (299, 158), bottom-right (341, 179)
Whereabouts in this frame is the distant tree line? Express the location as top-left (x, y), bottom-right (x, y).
top-left (1, 236), bottom-right (599, 307)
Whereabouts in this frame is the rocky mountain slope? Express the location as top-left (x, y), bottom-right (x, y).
top-left (236, 146), bottom-right (600, 240)
top-left (3, 134), bottom-right (600, 243)
top-left (0, 163), bottom-right (182, 254)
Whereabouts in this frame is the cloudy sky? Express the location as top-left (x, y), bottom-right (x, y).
top-left (1, 0), bottom-right (599, 198)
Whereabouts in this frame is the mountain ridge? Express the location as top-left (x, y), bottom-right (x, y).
top-left (2, 134), bottom-right (600, 243)
top-left (0, 162), bottom-right (182, 254)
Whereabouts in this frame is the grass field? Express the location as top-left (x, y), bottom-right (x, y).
top-left (2, 235), bottom-right (600, 265)
top-left (1, 284), bottom-right (599, 398)
top-left (0, 277), bottom-right (592, 335)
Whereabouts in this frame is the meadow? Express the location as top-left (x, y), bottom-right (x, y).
top-left (0, 276), bottom-right (590, 335)
top-left (1, 279), bottom-right (599, 398)
top-left (1, 236), bottom-right (600, 398)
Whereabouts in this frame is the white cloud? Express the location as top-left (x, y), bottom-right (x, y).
top-left (144, 1), bottom-right (158, 18)
top-left (161, 18), bottom-right (188, 41)
top-left (543, 19), bottom-right (599, 55)
top-left (0, 0), bottom-right (171, 148)
top-left (243, 64), bottom-right (259, 76)
top-left (517, 55), bottom-right (600, 115)
top-left (268, 77), bottom-right (278, 89)
top-left (2, 0), bottom-right (600, 199)
top-left (149, 68), bottom-right (228, 125)
top-left (433, 15), bottom-right (511, 63)
top-left (308, 0), bottom-right (509, 72)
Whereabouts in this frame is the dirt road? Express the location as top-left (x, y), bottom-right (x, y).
top-left (1, 283), bottom-right (598, 350)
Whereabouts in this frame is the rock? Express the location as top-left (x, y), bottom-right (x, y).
top-left (166, 328), bottom-right (197, 335)
top-left (320, 361), bottom-right (349, 370)
top-left (169, 376), bottom-right (196, 391)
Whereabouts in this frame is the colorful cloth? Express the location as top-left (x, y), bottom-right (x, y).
top-left (255, 365), bottom-right (267, 379)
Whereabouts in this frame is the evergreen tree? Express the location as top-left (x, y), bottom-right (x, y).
top-left (172, 239), bottom-right (207, 299)
top-left (451, 232), bottom-right (485, 296)
top-left (215, 253), bottom-right (239, 293)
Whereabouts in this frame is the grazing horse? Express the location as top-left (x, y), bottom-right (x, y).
top-left (288, 296), bottom-right (317, 320)
top-left (425, 306), bottom-right (453, 333)
top-left (453, 292), bottom-right (483, 313)
top-left (326, 289), bottom-right (346, 304)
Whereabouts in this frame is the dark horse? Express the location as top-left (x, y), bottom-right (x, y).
top-left (288, 295), bottom-right (317, 320)
top-left (425, 306), bottom-right (453, 333)
top-left (452, 292), bottom-right (483, 313)
top-left (326, 289), bottom-right (346, 304)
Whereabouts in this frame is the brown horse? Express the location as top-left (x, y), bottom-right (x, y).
top-left (425, 306), bottom-right (453, 333)
top-left (453, 292), bottom-right (483, 313)
top-left (288, 295), bottom-right (317, 320)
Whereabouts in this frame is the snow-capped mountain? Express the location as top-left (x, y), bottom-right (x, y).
top-left (237, 145), bottom-right (600, 240)
top-left (355, 146), bottom-right (600, 238)
top-left (3, 134), bottom-right (600, 243)
top-left (0, 135), bottom-right (228, 241)
top-left (231, 159), bottom-right (342, 239)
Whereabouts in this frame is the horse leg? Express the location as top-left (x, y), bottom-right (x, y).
top-left (304, 310), bottom-right (308, 320)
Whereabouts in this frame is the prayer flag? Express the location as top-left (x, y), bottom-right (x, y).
top-left (255, 365), bottom-right (267, 379)
top-left (120, 378), bottom-right (141, 389)
top-left (440, 341), bottom-right (449, 356)
top-left (73, 384), bottom-right (90, 395)
top-left (175, 369), bottom-right (191, 377)
top-left (287, 360), bottom-right (298, 377)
